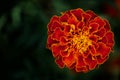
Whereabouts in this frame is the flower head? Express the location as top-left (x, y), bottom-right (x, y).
top-left (46, 8), bottom-right (114, 72)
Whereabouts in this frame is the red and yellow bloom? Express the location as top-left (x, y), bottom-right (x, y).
top-left (46, 8), bottom-right (114, 72)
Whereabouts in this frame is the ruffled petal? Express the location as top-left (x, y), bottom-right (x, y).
top-left (89, 22), bottom-right (99, 34)
top-left (52, 27), bottom-right (64, 41)
top-left (92, 42), bottom-right (99, 49)
top-left (60, 13), bottom-right (69, 22)
top-left (82, 13), bottom-right (91, 23)
top-left (89, 45), bottom-right (98, 56)
top-left (104, 19), bottom-right (111, 32)
top-left (71, 8), bottom-right (84, 21)
top-left (85, 54), bottom-right (97, 70)
top-left (67, 14), bottom-right (78, 25)
top-left (89, 35), bottom-right (98, 42)
top-left (55, 57), bottom-right (65, 68)
top-left (97, 42), bottom-right (111, 58)
top-left (60, 36), bottom-right (69, 45)
top-left (105, 31), bottom-right (115, 47)
top-left (51, 21), bottom-right (63, 31)
top-left (82, 49), bottom-right (90, 58)
top-left (76, 55), bottom-right (86, 68)
top-left (47, 35), bottom-right (58, 48)
top-left (95, 28), bottom-right (106, 37)
top-left (64, 25), bottom-right (71, 34)
top-left (52, 44), bottom-right (66, 57)
top-left (60, 50), bottom-right (69, 57)
top-left (96, 55), bottom-right (109, 64)
top-left (51, 44), bottom-right (61, 57)
top-left (48, 16), bottom-right (59, 31)
top-left (76, 66), bottom-right (88, 72)
top-left (86, 10), bottom-right (97, 20)
top-left (92, 17), bottom-right (106, 29)
top-left (63, 52), bottom-right (75, 67)
top-left (100, 37), bottom-right (107, 44)
top-left (76, 21), bottom-right (84, 30)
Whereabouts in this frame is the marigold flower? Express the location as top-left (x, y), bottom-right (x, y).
top-left (46, 8), bottom-right (114, 72)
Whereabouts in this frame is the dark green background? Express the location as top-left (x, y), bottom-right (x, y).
top-left (1, 0), bottom-right (120, 80)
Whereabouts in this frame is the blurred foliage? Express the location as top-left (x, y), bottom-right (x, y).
top-left (0, 0), bottom-right (120, 80)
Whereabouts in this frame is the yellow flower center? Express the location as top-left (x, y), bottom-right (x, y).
top-left (62, 22), bottom-right (92, 54)
top-left (70, 25), bottom-right (92, 53)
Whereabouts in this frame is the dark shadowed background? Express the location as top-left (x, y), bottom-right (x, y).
top-left (0, 0), bottom-right (120, 80)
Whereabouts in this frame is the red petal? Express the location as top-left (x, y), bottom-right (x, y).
top-left (52, 45), bottom-right (66, 57)
top-left (82, 49), bottom-right (90, 58)
top-left (52, 27), bottom-right (64, 41)
top-left (52, 44), bottom-right (61, 57)
top-left (97, 42), bottom-right (111, 58)
top-left (94, 17), bottom-right (106, 29)
top-left (76, 21), bottom-right (84, 30)
top-left (47, 35), bottom-right (58, 48)
top-left (67, 14), bottom-right (78, 25)
top-left (100, 37), bottom-right (107, 44)
top-left (95, 28), bottom-right (106, 37)
top-left (63, 52), bottom-right (75, 67)
top-left (92, 42), bottom-right (99, 49)
top-left (55, 57), bottom-right (65, 68)
top-left (82, 13), bottom-right (91, 23)
top-left (51, 21), bottom-right (63, 31)
top-left (89, 45), bottom-right (98, 56)
top-left (107, 43), bottom-right (114, 48)
top-left (89, 35), bottom-right (98, 42)
top-left (82, 26), bottom-right (89, 32)
top-left (104, 19), bottom-right (111, 32)
top-left (60, 36), bottom-right (69, 45)
top-left (50, 16), bottom-right (59, 22)
top-left (96, 55), bottom-right (109, 64)
top-left (69, 62), bottom-right (76, 69)
top-left (64, 25), bottom-right (71, 33)
top-left (86, 10), bottom-right (97, 20)
top-left (76, 66), bottom-right (88, 72)
top-left (85, 55), bottom-right (97, 70)
top-left (71, 8), bottom-right (84, 21)
top-left (48, 16), bottom-right (59, 30)
top-left (65, 11), bottom-right (72, 16)
top-left (60, 13), bottom-right (69, 22)
top-left (60, 50), bottom-right (69, 57)
top-left (89, 22), bottom-right (99, 34)
top-left (105, 31), bottom-right (114, 47)
top-left (76, 55), bottom-right (86, 68)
